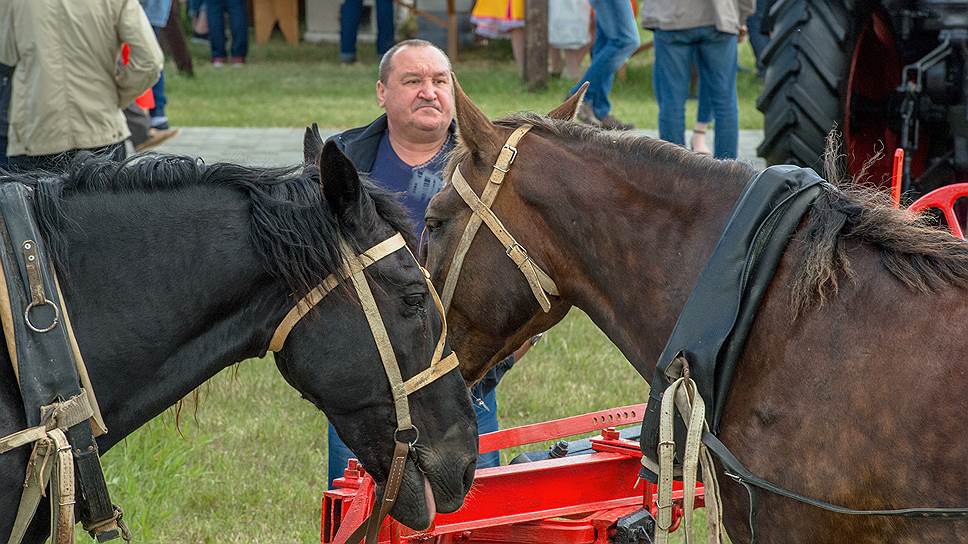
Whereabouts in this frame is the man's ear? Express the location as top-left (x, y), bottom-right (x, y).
top-left (376, 80), bottom-right (387, 108)
top-left (548, 82), bottom-right (589, 121)
top-left (319, 140), bottom-right (363, 216)
top-left (452, 72), bottom-right (501, 154)
top-left (303, 123), bottom-right (324, 165)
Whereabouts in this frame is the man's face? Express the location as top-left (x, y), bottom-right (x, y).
top-left (377, 46), bottom-right (454, 135)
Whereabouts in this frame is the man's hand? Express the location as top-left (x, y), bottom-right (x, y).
top-left (512, 334), bottom-right (543, 362)
top-left (738, 25), bottom-right (749, 44)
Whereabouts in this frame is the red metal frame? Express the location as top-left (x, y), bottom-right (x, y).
top-left (322, 405), bottom-right (705, 544)
top-left (909, 182), bottom-right (968, 238)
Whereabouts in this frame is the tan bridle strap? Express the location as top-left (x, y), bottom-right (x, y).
top-left (348, 265), bottom-right (412, 430)
top-left (449, 166), bottom-right (558, 312)
top-left (440, 124), bottom-right (535, 312)
top-left (402, 270), bottom-right (459, 395)
top-left (267, 233), bottom-right (407, 353)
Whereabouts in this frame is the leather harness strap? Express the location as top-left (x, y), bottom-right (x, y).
top-left (268, 232), bottom-right (458, 544)
top-left (440, 124), bottom-right (559, 313)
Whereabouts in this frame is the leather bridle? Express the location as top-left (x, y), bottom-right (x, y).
top-left (268, 232), bottom-right (457, 544)
top-left (440, 124), bottom-right (559, 314)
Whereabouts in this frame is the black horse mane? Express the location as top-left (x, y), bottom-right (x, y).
top-left (1, 152), bottom-right (415, 297)
top-left (470, 112), bottom-right (968, 315)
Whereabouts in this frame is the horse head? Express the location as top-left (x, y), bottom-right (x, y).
top-left (423, 79), bottom-right (588, 383)
top-left (277, 137), bottom-right (477, 529)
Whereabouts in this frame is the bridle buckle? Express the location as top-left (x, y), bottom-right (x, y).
top-left (493, 144), bottom-right (519, 173)
top-left (506, 242), bottom-right (527, 259)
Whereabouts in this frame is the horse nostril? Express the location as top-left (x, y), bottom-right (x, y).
top-left (463, 458), bottom-right (476, 493)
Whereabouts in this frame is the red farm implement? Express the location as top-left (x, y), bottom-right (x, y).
top-left (322, 404), bottom-right (705, 544)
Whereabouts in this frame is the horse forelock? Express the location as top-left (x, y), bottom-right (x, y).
top-left (2, 152), bottom-right (414, 298)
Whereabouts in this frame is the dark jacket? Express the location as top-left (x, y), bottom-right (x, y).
top-left (328, 114), bottom-right (457, 173)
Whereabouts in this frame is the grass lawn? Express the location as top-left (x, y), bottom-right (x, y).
top-left (166, 34), bottom-right (764, 130)
top-left (87, 34), bottom-right (753, 543)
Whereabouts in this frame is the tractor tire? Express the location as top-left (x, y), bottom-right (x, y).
top-left (756, 0), bottom-right (859, 172)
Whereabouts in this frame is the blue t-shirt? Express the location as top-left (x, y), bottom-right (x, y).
top-left (369, 132), bottom-right (452, 234)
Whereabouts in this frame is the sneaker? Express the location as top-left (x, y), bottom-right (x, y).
top-left (191, 32), bottom-right (209, 45)
top-left (598, 114), bottom-right (635, 131)
top-left (212, 57), bottom-right (226, 68)
top-left (576, 102), bottom-right (602, 127)
top-left (150, 116), bottom-right (169, 130)
top-left (230, 56), bottom-right (245, 67)
top-left (135, 127), bottom-right (180, 152)
top-left (339, 53), bottom-right (357, 65)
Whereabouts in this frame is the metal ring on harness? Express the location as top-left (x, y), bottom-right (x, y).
top-left (25, 298), bottom-right (59, 333)
top-left (394, 426), bottom-right (420, 447)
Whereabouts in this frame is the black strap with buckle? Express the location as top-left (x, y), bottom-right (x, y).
top-left (0, 182), bottom-right (122, 540)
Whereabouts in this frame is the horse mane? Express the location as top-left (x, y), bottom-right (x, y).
top-left (452, 112), bottom-right (968, 316)
top-left (2, 152), bottom-right (415, 297)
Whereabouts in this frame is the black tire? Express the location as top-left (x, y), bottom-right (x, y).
top-left (756, 0), bottom-right (858, 171)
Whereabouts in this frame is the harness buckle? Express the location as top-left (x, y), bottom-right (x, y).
top-left (493, 144), bottom-right (518, 173)
top-left (506, 243), bottom-right (528, 261)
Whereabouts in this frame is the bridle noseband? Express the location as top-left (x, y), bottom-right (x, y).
top-left (440, 124), bottom-right (559, 314)
top-left (268, 232), bottom-right (457, 544)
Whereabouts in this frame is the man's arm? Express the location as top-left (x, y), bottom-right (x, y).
top-left (115, 0), bottom-right (163, 107)
top-left (0, 1), bottom-right (18, 66)
top-left (738, 0), bottom-right (756, 24)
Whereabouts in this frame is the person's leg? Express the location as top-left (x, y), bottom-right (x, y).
top-left (227, 0), bottom-right (248, 62)
top-left (510, 27), bottom-right (525, 75)
top-left (696, 27), bottom-right (739, 158)
top-left (340, 0), bottom-right (364, 63)
top-left (747, 0), bottom-right (769, 77)
top-left (374, 0), bottom-right (395, 56)
top-left (653, 29), bottom-right (695, 146)
top-left (327, 424), bottom-right (357, 487)
top-left (576, 0), bottom-right (638, 120)
top-left (692, 71), bottom-right (714, 154)
top-left (206, 0), bottom-right (227, 62)
top-left (474, 386), bottom-right (500, 468)
top-left (149, 29), bottom-right (169, 128)
top-left (564, 48), bottom-right (585, 80)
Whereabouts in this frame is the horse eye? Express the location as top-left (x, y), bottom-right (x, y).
top-left (425, 217), bottom-right (442, 232)
top-left (404, 293), bottom-right (425, 307)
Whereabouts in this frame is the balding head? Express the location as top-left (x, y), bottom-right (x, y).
top-left (378, 39), bottom-right (451, 84)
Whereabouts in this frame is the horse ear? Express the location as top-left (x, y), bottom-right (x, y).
top-left (303, 123), bottom-right (325, 165)
top-left (452, 72), bottom-right (501, 154)
top-left (548, 82), bottom-right (589, 121)
top-left (319, 140), bottom-right (363, 214)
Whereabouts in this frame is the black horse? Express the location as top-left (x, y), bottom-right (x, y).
top-left (0, 139), bottom-right (478, 541)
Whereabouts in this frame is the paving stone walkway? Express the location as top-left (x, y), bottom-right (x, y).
top-left (156, 127), bottom-right (767, 170)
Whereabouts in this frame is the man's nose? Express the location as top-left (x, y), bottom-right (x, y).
top-left (417, 81), bottom-right (436, 99)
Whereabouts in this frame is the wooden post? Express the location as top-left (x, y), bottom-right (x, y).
top-left (524, 0), bottom-right (548, 90)
top-left (447, 0), bottom-right (458, 61)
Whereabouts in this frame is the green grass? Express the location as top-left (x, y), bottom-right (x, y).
top-left (166, 33), bottom-right (763, 129)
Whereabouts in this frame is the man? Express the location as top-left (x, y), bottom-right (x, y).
top-left (568, 0), bottom-right (640, 130)
top-left (326, 39), bottom-right (532, 484)
top-left (643, 0), bottom-right (754, 159)
top-left (0, 0), bottom-right (163, 171)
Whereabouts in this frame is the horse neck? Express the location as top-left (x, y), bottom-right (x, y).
top-left (536, 150), bottom-right (751, 378)
top-left (55, 186), bottom-right (287, 447)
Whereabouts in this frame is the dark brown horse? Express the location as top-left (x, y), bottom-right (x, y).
top-left (423, 82), bottom-right (968, 543)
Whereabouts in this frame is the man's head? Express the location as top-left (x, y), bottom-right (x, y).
top-left (377, 40), bottom-right (454, 139)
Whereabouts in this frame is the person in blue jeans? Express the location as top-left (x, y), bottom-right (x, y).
top-left (139, 0), bottom-right (172, 129)
top-left (324, 40), bottom-right (530, 486)
top-left (643, 0), bottom-right (753, 159)
top-left (207, 0), bottom-right (248, 66)
top-left (340, 0), bottom-right (395, 64)
top-left (569, 0), bottom-right (639, 130)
